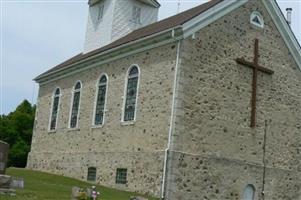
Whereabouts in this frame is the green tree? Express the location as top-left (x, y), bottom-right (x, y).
top-left (9, 140), bottom-right (31, 167)
top-left (0, 100), bottom-right (35, 167)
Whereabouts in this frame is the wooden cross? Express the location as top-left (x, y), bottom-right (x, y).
top-left (235, 39), bottom-right (274, 128)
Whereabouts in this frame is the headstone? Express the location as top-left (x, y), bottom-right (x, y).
top-left (129, 196), bottom-right (148, 200)
top-left (0, 141), bottom-right (9, 175)
top-left (10, 177), bottom-right (24, 189)
top-left (0, 188), bottom-right (16, 196)
top-left (0, 141), bottom-right (20, 197)
top-left (0, 175), bottom-right (12, 189)
top-left (71, 186), bottom-right (81, 200)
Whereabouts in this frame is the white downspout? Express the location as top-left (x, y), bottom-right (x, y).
top-left (161, 37), bottom-right (181, 200)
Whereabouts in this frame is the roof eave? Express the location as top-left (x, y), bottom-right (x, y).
top-left (262, 0), bottom-right (301, 71)
top-left (180, 0), bottom-right (301, 71)
top-left (182, 0), bottom-right (248, 38)
top-left (35, 0), bottom-right (301, 84)
top-left (34, 26), bottom-right (183, 84)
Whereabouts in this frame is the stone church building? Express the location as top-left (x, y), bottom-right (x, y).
top-left (27, 0), bottom-right (301, 199)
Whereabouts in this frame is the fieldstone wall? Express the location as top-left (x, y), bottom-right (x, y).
top-left (27, 42), bottom-right (178, 197)
top-left (28, 151), bottom-right (164, 196)
top-left (166, 0), bottom-right (301, 199)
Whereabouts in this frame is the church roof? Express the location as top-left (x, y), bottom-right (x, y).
top-left (35, 0), bottom-right (301, 82)
top-left (35, 0), bottom-right (223, 81)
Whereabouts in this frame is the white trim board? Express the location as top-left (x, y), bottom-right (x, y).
top-left (182, 0), bottom-right (248, 38)
top-left (262, 0), bottom-right (301, 71)
top-left (35, 27), bottom-right (181, 83)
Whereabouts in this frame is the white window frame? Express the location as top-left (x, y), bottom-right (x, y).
top-left (121, 64), bottom-right (140, 124)
top-left (68, 81), bottom-right (82, 129)
top-left (92, 73), bottom-right (109, 127)
top-left (250, 11), bottom-right (264, 29)
top-left (48, 87), bottom-right (61, 132)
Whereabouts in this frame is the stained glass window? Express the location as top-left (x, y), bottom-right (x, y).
top-left (123, 66), bottom-right (139, 122)
top-left (115, 168), bottom-right (127, 184)
top-left (94, 75), bottom-right (107, 125)
top-left (50, 88), bottom-right (60, 130)
top-left (70, 81), bottom-right (81, 128)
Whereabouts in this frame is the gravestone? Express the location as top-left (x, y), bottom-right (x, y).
top-left (0, 141), bottom-right (17, 196)
top-left (0, 175), bottom-right (11, 189)
top-left (130, 196), bottom-right (148, 200)
top-left (0, 141), bottom-right (10, 189)
top-left (10, 178), bottom-right (24, 189)
top-left (0, 141), bottom-right (9, 175)
top-left (71, 186), bottom-right (81, 200)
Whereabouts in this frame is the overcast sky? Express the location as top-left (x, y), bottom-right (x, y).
top-left (1, 0), bottom-right (301, 114)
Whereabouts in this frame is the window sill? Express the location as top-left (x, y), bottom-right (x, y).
top-left (91, 125), bottom-right (104, 130)
top-left (121, 121), bottom-right (135, 126)
top-left (67, 128), bottom-right (80, 132)
top-left (48, 130), bottom-right (56, 134)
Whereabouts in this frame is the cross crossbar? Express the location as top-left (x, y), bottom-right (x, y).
top-left (236, 58), bottom-right (274, 75)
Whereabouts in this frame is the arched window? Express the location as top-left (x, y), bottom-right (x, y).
top-left (250, 11), bottom-right (264, 29)
top-left (49, 88), bottom-right (61, 131)
top-left (243, 184), bottom-right (255, 200)
top-left (87, 167), bottom-right (97, 182)
top-left (123, 66), bottom-right (139, 122)
top-left (69, 81), bottom-right (82, 128)
top-left (94, 74), bottom-right (108, 126)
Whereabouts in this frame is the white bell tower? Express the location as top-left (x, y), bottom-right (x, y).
top-left (83, 0), bottom-right (160, 53)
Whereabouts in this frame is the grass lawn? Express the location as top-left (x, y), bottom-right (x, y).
top-left (1, 168), bottom-right (158, 200)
